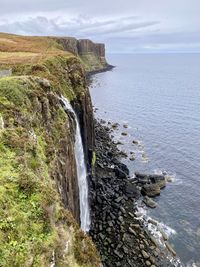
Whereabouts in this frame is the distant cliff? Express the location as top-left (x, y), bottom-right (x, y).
top-left (54, 37), bottom-right (113, 73)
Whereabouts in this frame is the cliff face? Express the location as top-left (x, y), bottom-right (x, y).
top-left (55, 37), bottom-right (110, 72)
top-left (0, 33), bottom-right (99, 266)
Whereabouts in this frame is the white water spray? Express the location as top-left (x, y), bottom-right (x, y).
top-left (61, 97), bottom-right (90, 232)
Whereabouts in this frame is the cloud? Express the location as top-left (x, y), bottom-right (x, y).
top-left (0, 15), bottom-right (159, 39)
top-left (0, 0), bottom-right (200, 52)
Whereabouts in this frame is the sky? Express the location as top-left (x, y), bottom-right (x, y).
top-left (0, 0), bottom-right (200, 53)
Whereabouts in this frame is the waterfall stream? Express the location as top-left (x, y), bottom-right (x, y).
top-left (61, 97), bottom-right (90, 232)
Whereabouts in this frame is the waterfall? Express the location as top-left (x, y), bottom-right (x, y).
top-left (61, 97), bottom-right (90, 232)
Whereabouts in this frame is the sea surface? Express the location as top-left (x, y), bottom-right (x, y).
top-left (89, 54), bottom-right (200, 266)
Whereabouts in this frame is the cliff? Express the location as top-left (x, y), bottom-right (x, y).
top-left (54, 37), bottom-right (112, 73)
top-left (0, 33), bottom-right (100, 266)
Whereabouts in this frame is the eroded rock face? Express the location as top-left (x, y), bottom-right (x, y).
top-left (55, 37), bottom-right (110, 72)
top-left (56, 37), bottom-right (79, 55)
top-left (29, 90), bottom-right (81, 222)
top-left (0, 72), bottom-right (100, 266)
top-left (78, 39), bottom-right (105, 58)
top-left (51, 123), bottom-right (80, 223)
top-left (74, 88), bottom-right (95, 168)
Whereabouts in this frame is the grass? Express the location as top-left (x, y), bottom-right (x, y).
top-left (0, 75), bottom-right (100, 266)
top-left (0, 33), bottom-right (61, 53)
top-left (0, 52), bottom-right (39, 64)
top-left (0, 32), bottom-right (100, 266)
top-left (0, 33), bottom-right (71, 65)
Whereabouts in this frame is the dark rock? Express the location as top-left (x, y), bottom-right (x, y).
top-left (114, 167), bottom-right (127, 179)
top-left (114, 250), bottom-right (123, 259)
top-left (117, 162), bottom-right (129, 175)
top-left (123, 247), bottom-right (129, 255)
top-left (99, 233), bottom-right (105, 240)
top-left (91, 120), bottom-right (175, 267)
top-left (120, 207), bottom-right (126, 214)
top-left (100, 119), bottom-right (106, 124)
top-left (112, 123), bottom-right (119, 129)
top-left (118, 150), bottom-right (128, 158)
top-left (124, 182), bottom-right (140, 199)
top-left (116, 141), bottom-right (123, 145)
top-left (129, 157), bottom-right (135, 161)
top-left (141, 184), bottom-right (160, 197)
top-left (115, 196), bottom-right (124, 203)
top-left (135, 172), bottom-right (149, 179)
top-left (149, 174), bottom-right (166, 189)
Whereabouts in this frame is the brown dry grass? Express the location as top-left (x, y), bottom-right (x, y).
top-left (0, 32), bottom-right (71, 65)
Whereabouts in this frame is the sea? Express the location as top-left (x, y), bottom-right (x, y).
top-left (89, 53), bottom-right (200, 266)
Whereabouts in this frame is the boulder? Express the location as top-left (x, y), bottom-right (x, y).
top-left (165, 242), bottom-right (177, 256)
top-left (135, 172), bottom-right (149, 179)
top-left (141, 184), bottom-right (160, 197)
top-left (118, 151), bottom-right (128, 158)
top-left (112, 123), bottom-right (119, 129)
top-left (148, 219), bottom-right (158, 226)
top-left (116, 141), bottom-right (123, 145)
top-left (100, 119), bottom-right (106, 124)
top-left (117, 162), bottom-right (129, 175)
top-left (114, 167), bottom-right (127, 179)
top-left (141, 250), bottom-right (149, 259)
top-left (124, 183), bottom-right (140, 198)
top-left (114, 250), bottom-right (123, 259)
top-left (149, 174), bottom-right (166, 189)
top-left (160, 230), bottom-right (168, 241)
top-left (37, 78), bottom-right (51, 89)
top-left (143, 196), bottom-right (157, 208)
top-left (128, 227), bottom-right (136, 235)
top-left (165, 175), bottom-right (173, 182)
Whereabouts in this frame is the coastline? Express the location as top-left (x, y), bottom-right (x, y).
top-left (86, 64), bottom-right (115, 79)
top-left (88, 73), bottom-right (181, 266)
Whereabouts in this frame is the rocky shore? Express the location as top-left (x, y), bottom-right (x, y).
top-left (89, 120), bottom-right (179, 267)
top-left (86, 64), bottom-right (115, 78)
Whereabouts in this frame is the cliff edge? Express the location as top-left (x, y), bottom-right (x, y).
top-left (0, 32), bottom-right (100, 266)
top-left (54, 37), bottom-right (113, 73)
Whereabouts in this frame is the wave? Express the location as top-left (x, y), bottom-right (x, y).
top-left (135, 202), bottom-right (182, 267)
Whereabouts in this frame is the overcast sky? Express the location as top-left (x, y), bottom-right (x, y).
top-left (0, 0), bottom-right (200, 53)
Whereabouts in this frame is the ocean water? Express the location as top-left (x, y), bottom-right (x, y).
top-left (89, 54), bottom-right (200, 265)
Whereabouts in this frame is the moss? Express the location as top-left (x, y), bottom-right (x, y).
top-left (8, 54), bottom-right (87, 102)
top-left (92, 151), bottom-right (96, 167)
top-left (0, 34), bottom-right (100, 266)
top-left (0, 127), bottom-right (56, 266)
top-left (74, 230), bottom-right (100, 266)
top-left (79, 54), bottom-right (106, 72)
top-left (0, 74), bottom-right (100, 266)
top-left (0, 77), bottom-right (31, 107)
